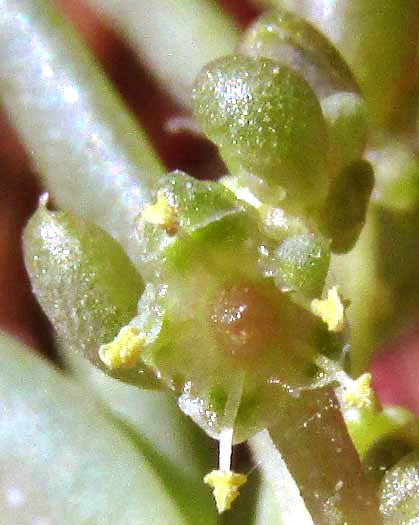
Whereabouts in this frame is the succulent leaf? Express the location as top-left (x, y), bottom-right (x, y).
top-left (0, 332), bottom-right (202, 525)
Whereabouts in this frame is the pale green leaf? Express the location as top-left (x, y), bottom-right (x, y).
top-left (0, 332), bottom-right (215, 524)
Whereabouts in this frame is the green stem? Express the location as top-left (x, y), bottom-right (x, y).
top-left (267, 388), bottom-right (382, 524)
top-left (0, 0), bottom-right (163, 262)
top-left (330, 211), bottom-right (384, 374)
top-left (87, 0), bottom-right (240, 107)
top-left (249, 430), bottom-right (314, 524)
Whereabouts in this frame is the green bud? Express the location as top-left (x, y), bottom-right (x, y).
top-left (192, 55), bottom-right (329, 210)
top-left (379, 449), bottom-right (419, 523)
top-left (23, 197), bottom-right (159, 389)
top-left (239, 8), bottom-right (357, 98)
top-left (321, 160), bottom-right (374, 253)
top-left (269, 233), bottom-right (330, 298)
top-left (136, 171), bottom-right (255, 278)
top-left (321, 92), bottom-right (368, 176)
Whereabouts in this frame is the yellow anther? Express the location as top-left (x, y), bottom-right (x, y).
top-left (142, 192), bottom-right (178, 234)
top-left (311, 286), bottom-right (345, 332)
top-left (204, 470), bottom-right (247, 514)
top-left (99, 326), bottom-right (144, 370)
top-left (342, 372), bottom-right (376, 409)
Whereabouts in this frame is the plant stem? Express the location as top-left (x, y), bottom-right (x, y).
top-left (249, 430), bottom-right (314, 524)
top-left (330, 209), bottom-right (387, 373)
top-left (87, 0), bottom-right (240, 107)
top-left (0, 0), bottom-right (163, 263)
top-left (267, 388), bottom-right (382, 524)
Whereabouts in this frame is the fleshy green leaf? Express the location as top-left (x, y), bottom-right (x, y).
top-left (0, 332), bottom-right (215, 524)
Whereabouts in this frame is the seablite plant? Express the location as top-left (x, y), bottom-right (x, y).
top-left (0, 0), bottom-right (418, 523)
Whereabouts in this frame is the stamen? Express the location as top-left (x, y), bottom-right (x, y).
top-left (142, 192), bottom-right (178, 234)
top-left (311, 286), bottom-right (345, 332)
top-left (314, 355), bottom-right (377, 410)
top-left (204, 372), bottom-right (247, 513)
top-left (204, 469), bottom-right (247, 513)
top-left (342, 372), bottom-right (376, 410)
top-left (99, 326), bottom-right (144, 370)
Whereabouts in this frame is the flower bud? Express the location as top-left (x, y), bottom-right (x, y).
top-left (272, 232), bottom-right (330, 298)
top-left (239, 8), bottom-right (357, 98)
top-left (380, 449), bottom-right (419, 523)
top-left (23, 197), bottom-right (159, 389)
top-left (320, 160), bottom-right (374, 253)
top-left (192, 55), bottom-right (329, 211)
